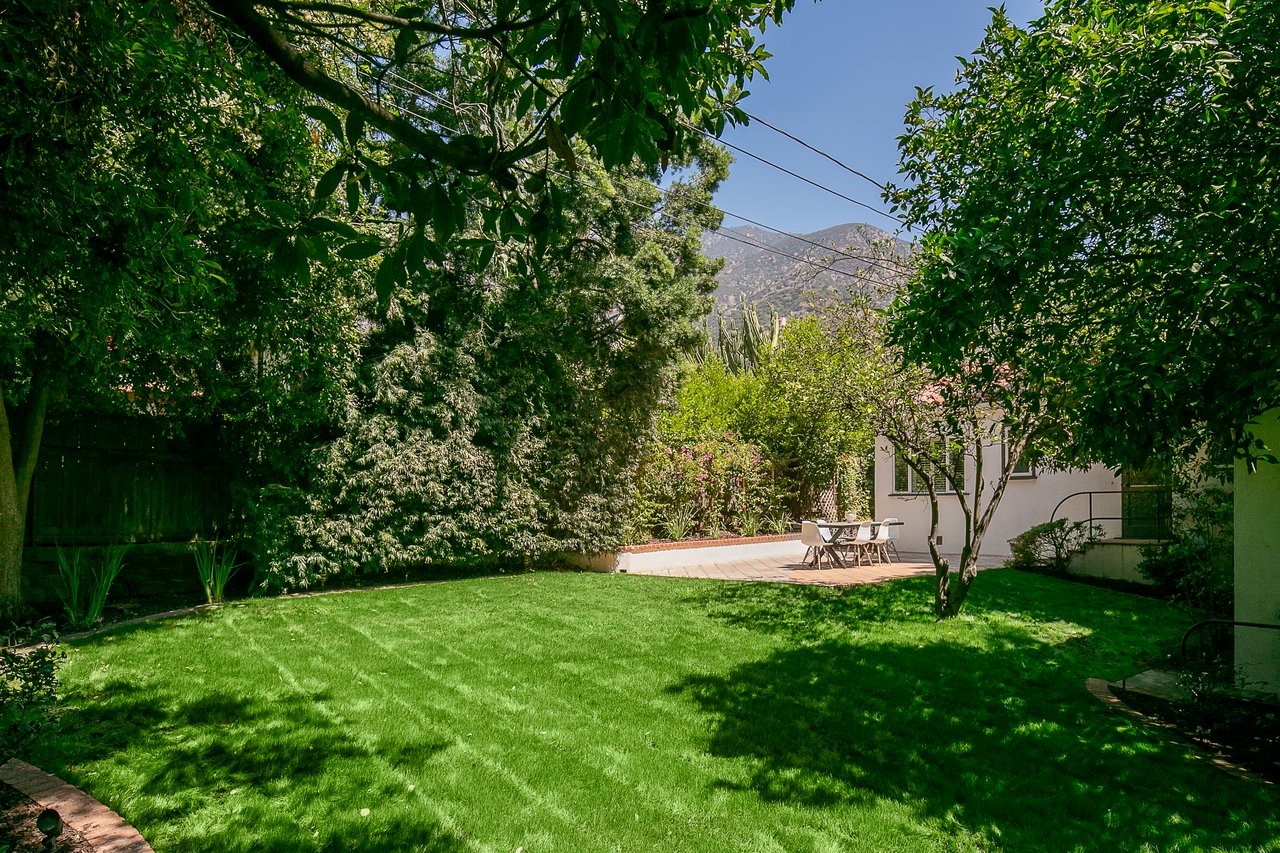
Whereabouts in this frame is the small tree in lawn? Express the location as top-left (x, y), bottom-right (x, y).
top-left (874, 360), bottom-right (1051, 619)
top-left (816, 300), bottom-right (1058, 619)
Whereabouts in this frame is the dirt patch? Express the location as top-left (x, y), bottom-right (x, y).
top-left (0, 782), bottom-right (94, 853)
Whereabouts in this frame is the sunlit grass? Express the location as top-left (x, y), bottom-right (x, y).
top-left (37, 570), bottom-right (1280, 852)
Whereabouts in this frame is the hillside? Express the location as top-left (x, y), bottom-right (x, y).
top-left (702, 222), bottom-right (911, 316)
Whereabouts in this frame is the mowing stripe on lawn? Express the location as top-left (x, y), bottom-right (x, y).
top-left (225, 613), bottom-right (481, 849)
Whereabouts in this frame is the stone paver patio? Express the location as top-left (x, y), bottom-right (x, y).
top-left (621, 548), bottom-right (1006, 586)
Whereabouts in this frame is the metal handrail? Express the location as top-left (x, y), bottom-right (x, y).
top-left (1049, 486), bottom-right (1172, 538)
top-left (1180, 618), bottom-right (1280, 666)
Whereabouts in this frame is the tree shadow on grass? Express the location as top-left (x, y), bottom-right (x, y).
top-left (669, 627), bottom-right (1279, 851)
top-left (42, 679), bottom-right (462, 852)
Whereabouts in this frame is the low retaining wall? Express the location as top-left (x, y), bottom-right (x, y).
top-left (568, 534), bottom-right (804, 573)
top-left (1068, 539), bottom-right (1156, 586)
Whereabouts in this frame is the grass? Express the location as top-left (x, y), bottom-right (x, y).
top-left (35, 570), bottom-right (1280, 852)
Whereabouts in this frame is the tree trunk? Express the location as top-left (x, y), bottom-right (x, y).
top-left (0, 373), bottom-right (52, 618)
top-left (942, 551), bottom-right (976, 618)
top-left (0, 395), bottom-right (26, 617)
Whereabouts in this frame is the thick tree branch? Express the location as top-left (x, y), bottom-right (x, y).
top-left (209, 0), bottom-right (474, 169)
top-left (269, 0), bottom-right (564, 39)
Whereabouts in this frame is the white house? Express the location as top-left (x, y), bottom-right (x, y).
top-left (1233, 409), bottom-right (1280, 694)
top-left (872, 435), bottom-right (1126, 560)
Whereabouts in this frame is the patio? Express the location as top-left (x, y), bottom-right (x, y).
top-left (620, 547), bottom-right (1006, 586)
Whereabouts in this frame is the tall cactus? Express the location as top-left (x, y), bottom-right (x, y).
top-left (715, 298), bottom-right (780, 375)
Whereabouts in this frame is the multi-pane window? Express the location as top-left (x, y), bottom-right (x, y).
top-left (1002, 430), bottom-right (1036, 478)
top-left (893, 441), bottom-right (965, 494)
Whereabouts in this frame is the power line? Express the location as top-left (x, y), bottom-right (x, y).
top-left (683, 121), bottom-right (902, 225)
top-left (736, 107), bottom-right (887, 192)
top-left (220, 16), bottom-right (907, 271)
top-left (700, 227), bottom-right (867, 281)
top-left (220, 14), bottom-right (901, 231)
top-left (370, 68), bottom-right (909, 276)
top-left (362, 73), bottom-right (874, 280)
top-left (712, 208), bottom-right (907, 275)
top-left (216, 23), bottom-right (907, 280)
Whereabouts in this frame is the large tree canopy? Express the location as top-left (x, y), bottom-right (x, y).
top-left (0, 0), bottom-right (358, 612)
top-left (889, 0), bottom-right (1280, 468)
top-left (208, 0), bottom-right (800, 301)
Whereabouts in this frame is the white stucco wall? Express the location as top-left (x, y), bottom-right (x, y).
top-left (1233, 409), bottom-right (1280, 695)
top-left (873, 437), bottom-right (1120, 557)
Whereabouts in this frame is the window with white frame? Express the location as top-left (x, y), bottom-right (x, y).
top-left (892, 440), bottom-right (966, 494)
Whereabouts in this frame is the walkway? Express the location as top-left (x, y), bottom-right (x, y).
top-left (621, 546), bottom-right (1006, 586)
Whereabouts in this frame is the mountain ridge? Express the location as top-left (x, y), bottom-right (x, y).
top-left (702, 222), bottom-right (911, 316)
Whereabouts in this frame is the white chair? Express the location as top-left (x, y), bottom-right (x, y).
top-left (881, 517), bottom-right (901, 561)
top-left (869, 520), bottom-right (894, 563)
top-left (801, 521), bottom-right (836, 570)
top-left (845, 521), bottom-right (874, 566)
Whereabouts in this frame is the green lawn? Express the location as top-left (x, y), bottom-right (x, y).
top-left (35, 570), bottom-right (1280, 852)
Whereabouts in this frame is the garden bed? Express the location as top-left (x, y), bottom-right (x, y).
top-left (621, 532), bottom-right (798, 552)
top-left (1112, 685), bottom-right (1280, 784)
top-left (572, 533), bottom-right (803, 572)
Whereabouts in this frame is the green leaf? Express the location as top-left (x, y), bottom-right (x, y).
top-left (559, 7), bottom-right (585, 73)
top-left (374, 251), bottom-right (404, 313)
top-left (338, 239), bottom-right (383, 261)
top-left (409, 180), bottom-right (433, 223)
top-left (345, 111), bottom-right (365, 146)
top-left (261, 199), bottom-right (296, 222)
top-left (545, 118), bottom-right (577, 170)
top-left (431, 183), bottom-right (455, 242)
top-left (314, 161), bottom-right (346, 202)
top-left (303, 104), bottom-right (344, 142)
top-left (311, 216), bottom-right (359, 239)
top-left (345, 177), bottom-right (362, 215)
top-left (394, 28), bottom-right (418, 65)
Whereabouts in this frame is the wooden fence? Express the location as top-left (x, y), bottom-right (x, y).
top-left (27, 414), bottom-right (231, 546)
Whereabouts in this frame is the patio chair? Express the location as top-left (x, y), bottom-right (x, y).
top-left (881, 517), bottom-right (901, 561)
top-left (842, 521), bottom-right (875, 566)
top-left (800, 521), bottom-right (837, 570)
top-left (869, 520), bottom-right (894, 563)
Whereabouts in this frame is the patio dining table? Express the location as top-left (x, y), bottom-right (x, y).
top-left (813, 521), bottom-right (863, 567)
top-left (816, 520), bottom-right (904, 565)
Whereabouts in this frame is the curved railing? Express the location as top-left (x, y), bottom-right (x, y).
top-left (1180, 618), bottom-right (1280, 669)
top-left (1049, 486), bottom-right (1171, 539)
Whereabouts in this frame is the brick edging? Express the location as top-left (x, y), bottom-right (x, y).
top-left (1085, 678), bottom-right (1272, 787)
top-left (1, 758), bottom-right (154, 852)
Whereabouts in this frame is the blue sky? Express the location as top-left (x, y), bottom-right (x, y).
top-left (711, 0), bottom-right (1045, 236)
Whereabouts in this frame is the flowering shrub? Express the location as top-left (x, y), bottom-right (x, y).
top-left (631, 434), bottom-right (783, 540)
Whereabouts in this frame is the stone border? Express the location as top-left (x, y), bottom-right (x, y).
top-left (1085, 678), bottom-right (1273, 787)
top-left (1, 758), bottom-right (153, 852)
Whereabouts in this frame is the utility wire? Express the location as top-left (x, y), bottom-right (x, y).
top-left (362, 73), bottom-right (876, 280)
top-left (683, 121), bottom-right (902, 225)
top-left (218, 18), bottom-right (906, 273)
top-left (736, 107), bottom-right (887, 192)
top-left (370, 67), bottom-right (909, 276)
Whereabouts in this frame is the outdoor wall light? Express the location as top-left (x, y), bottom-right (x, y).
top-left (36, 807), bottom-right (62, 850)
